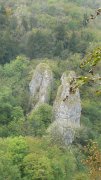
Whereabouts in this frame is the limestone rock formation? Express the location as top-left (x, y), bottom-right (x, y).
top-left (29, 63), bottom-right (53, 109)
top-left (50, 71), bottom-right (81, 145)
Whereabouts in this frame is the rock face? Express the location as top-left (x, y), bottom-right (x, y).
top-left (29, 66), bottom-right (81, 145)
top-left (29, 63), bottom-right (53, 109)
top-left (51, 71), bottom-right (81, 145)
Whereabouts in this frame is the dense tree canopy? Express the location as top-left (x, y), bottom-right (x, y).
top-left (0, 0), bottom-right (101, 179)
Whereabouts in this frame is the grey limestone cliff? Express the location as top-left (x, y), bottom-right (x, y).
top-left (29, 65), bottom-right (81, 145)
top-left (50, 71), bottom-right (81, 145)
top-left (29, 63), bottom-right (53, 109)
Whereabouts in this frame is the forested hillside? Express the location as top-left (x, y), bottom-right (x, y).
top-left (0, 0), bottom-right (101, 179)
top-left (0, 0), bottom-right (101, 64)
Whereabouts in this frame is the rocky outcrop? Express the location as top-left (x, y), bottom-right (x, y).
top-left (50, 71), bottom-right (81, 145)
top-left (29, 66), bottom-right (81, 145)
top-left (29, 63), bottom-right (53, 109)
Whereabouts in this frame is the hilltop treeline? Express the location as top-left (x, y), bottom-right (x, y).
top-left (0, 0), bottom-right (101, 64)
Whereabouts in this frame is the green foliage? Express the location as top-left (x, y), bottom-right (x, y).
top-left (0, 88), bottom-right (13, 125)
top-left (28, 104), bottom-right (52, 136)
top-left (0, 56), bottom-right (30, 136)
top-left (0, 137), bottom-right (77, 180)
top-left (0, 135), bottom-right (100, 180)
top-left (23, 153), bottom-right (53, 180)
top-left (81, 47), bottom-right (101, 68)
top-left (23, 29), bottom-right (54, 59)
top-left (8, 136), bottom-right (28, 165)
top-left (83, 141), bottom-right (101, 179)
top-left (0, 0), bottom-right (101, 179)
top-left (0, 136), bottom-right (28, 180)
top-left (73, 173), bottom-right (90, 180)
top-left (0, 0), bottom-right (100, 64)
top-left (82, 100), bottom-right (101, 122)
top-left (23, 137), bottom-right (77, 180)
top-left (0, 154), bottom-right (21, 180)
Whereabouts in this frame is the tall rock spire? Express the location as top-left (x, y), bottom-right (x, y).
top-left (50, 71), bottom-right (81, 145)
top-left (29, 63), bottom-right (53, 109)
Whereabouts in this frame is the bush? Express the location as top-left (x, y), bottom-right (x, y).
top-left (28, 103), bottom-right (52, 136)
